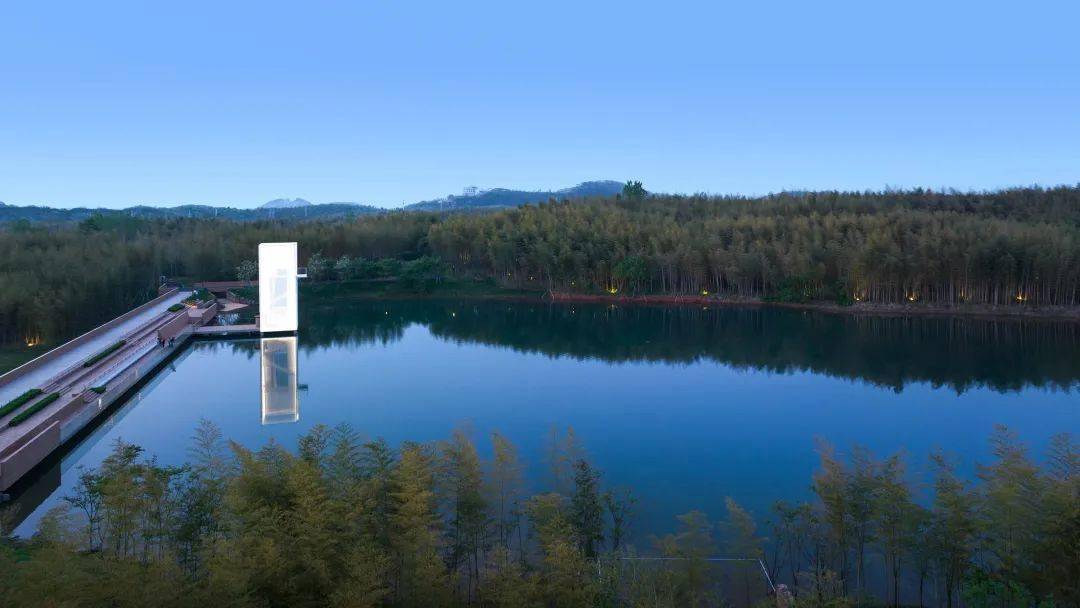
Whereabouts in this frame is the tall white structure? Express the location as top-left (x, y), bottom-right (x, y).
top-left (258, 242), bottom-right (298, 333)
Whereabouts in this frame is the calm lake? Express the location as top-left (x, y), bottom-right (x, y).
top-left (9, 298), bottom-right (1080, 539)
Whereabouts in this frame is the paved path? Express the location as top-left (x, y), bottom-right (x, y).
top-left (0, 292), bottom-right (189, 408)
top-left (218, 301), bottom-right (249, 313)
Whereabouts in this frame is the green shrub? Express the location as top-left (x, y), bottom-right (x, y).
top-left (8, 392), bottom-right (60, 426)
top-left (232, 286), bottom-right (258, 301)
top-left (374, 258), bottom-right (403, 278)
top-left (399, 256), bottom-right (446, 292)
top-left (167, 303), bottom-right (185, 312)
top-left (183, 288), bottom-right (215, 305)
top-left (90, 385), bottom-right (107, 394)
top-left (0, 388), bottom-right (43, 418)
top-left (764, 277), bottom-right (814, 303)
top-left (82, 340), bottom-right (126, 368)
top-left (831, 279), bottom-right (855, 306)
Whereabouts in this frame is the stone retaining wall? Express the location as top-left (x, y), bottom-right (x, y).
top-left (0, 421), bottom-right (60, 491)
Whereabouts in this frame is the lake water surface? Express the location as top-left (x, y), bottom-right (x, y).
top-left (10, 298), bottom-right (1080, 539)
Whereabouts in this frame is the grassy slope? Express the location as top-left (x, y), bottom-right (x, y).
top-left (0, 346), bottom-right (48, 377)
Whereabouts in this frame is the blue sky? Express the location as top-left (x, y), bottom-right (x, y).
top-left (2, 1), bottom-right (1078, 209)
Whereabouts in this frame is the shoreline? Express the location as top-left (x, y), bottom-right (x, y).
top-left (7, 288), bottom-right (1074, 376)
top-left (547, 291), bottom-right (1080, 321)
top-left (301, 280), bottom-right (1080, 322)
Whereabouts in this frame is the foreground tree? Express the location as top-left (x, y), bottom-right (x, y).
top-left (570, 459), bottom-right (604, 558)
top-left (487, 431), bottom-right (525, 554)
top-left (439, 430), bottom-right (489, 602)
top-left (392, 443), bottom-right (447, 607)
top-left (0, 422), bottom-right (1075, 607)
top-left (722, 498), bottom-right (765, 607)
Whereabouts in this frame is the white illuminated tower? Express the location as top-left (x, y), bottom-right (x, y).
top-left (258, 242), bottom-right (299, 333)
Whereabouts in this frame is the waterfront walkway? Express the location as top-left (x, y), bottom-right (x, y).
top-left (0, 291), bottom-right (188, 411)
top-left (0, 291), bottom-right (199, 491)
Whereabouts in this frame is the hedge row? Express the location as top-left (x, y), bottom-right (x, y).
top-left (82, 340), bottom-right (126, 368)
top-left (7, 392), bottom-right (60, 426)
top-left (167, 303), bottom-right (185, 313)
top-left (0, 388), bottom-right (43, 418)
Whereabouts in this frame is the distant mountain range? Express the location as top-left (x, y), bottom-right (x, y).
top-left (404, 180), bottom-right (623, 211)
top-left (0, 181), bottom-right (625, 223)
top-left (260, 198), bottom-right (314, 209)
top-left (0, 201), bottom-right (381, 223)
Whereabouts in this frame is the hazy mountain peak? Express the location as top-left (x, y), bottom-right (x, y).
top-left (0, 180), bottom-right (624, 223)
top-left (261, 198), bottom-right (312, 209)
top-left (405, 180), bottom-right (623, 211)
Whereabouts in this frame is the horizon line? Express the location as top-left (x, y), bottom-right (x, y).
top-left (3, 179), bottom-right (1080, 211)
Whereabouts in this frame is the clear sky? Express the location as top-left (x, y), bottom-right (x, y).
top-left (2, 1), bottom-right (1078, 209)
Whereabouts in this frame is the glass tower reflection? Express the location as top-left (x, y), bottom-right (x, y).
top-left (260, 336), bottom-right (299, 424)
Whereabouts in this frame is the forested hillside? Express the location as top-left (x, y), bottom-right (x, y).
top-left (428, 186), bottom-right (1080, 305)
top-left (2, 186), bottom-right (1079, 348)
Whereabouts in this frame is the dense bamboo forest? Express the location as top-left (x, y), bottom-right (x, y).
top-left (425, 185), bottom-right (1080, 305)
top-left (1, 423), bottom-right (1075, 607)
top-left (3, 185), bottom-right (1080, 348)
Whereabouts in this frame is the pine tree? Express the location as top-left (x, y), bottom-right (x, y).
top-left (723, 498), bottom-right (765, 607)
top-left (656, 510), bottom-right (716, 605)
top-left (874, 454), bottom-right (914, 607)
top-left (812, 440), bottom-right (851, 592)
top-left (392, 443), bottom-right (449, 607)
top-left (439, 429), bottom-right (489, 602)
top-left (488, 431), bottom-right (524, 553)
top-left (570, 459), bottom-right (604, 558)
top-left (603, 487), bottom-right (636, 553)
top-left (930, 451), bottom-right (978, 608)
top-left (526, 493), bottom-right (597, 608)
